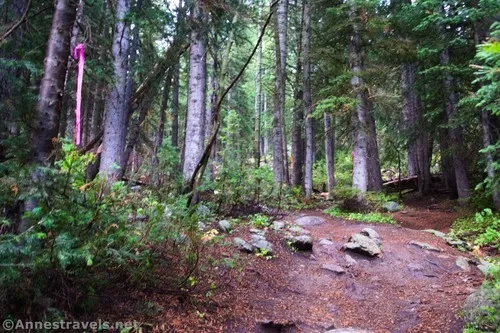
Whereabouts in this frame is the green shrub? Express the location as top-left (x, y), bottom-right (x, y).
top-left (0, 143), bottom-right (201, 319)
top-left (450, 209), bottom-right (500, 249)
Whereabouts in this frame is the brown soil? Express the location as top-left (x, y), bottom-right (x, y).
top-left (97, 198), bottom-right (484, 332)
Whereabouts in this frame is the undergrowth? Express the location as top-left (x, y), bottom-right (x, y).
top-left (324, 207), bottom-right (397, 224)
top-left (450, 209), bottom-right (500, 249)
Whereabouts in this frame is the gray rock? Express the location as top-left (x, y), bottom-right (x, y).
top-left (295, 216), bottom-right (326, 226)
top-left (287, 235), bottom-right (313, 251)
top-left (456, 256), bottom-right (471, 271)
top-left (272, 221), bottom-right (285, 230)
top-left (360, 228), bottom-right (381, 244)
top-left (382, 201), bottom-right (400, 212)
top-left (445, 237), bottom-right (471, 250)
top-left (345, 254), bottom-right (357, 267)
top-left (477, 259), bottom-right (491, 275)
top-left (325, 329), bottom-right (372, 333)
top-left (251, 234), bottom-right (266, 242)
top-left (196, 204), bottom-right (211, 218)
top-left (250, 228), bottom-right (266, 236)
top-left (233, 237), bottom-right (254, 253)
top-left (422, 229), bottom-right (447, 238)
top-left (319, 238), bottom-right (335, 246)
top-left (343, 234), bottom-right (382, 257)
top-left (463, 286), bottom-right (497, 325)
top-left (408, 263), bottom-right (424, 272)
top-left (289, 225), bottom-right (311, 234)
top-left (322, 263), bottom-right (346, 274)
top-left (218, 220), bottom-right (231, 233)
top-left (252, 239), bottom-right (274, 255)
top-left (409, 241), bottom-right (442, 252)
top-left (198, 222), bottom-right (207, 231)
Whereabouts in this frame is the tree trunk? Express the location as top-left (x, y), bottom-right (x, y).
top-left (439, 129), bottom-right (458, 199)
top-left (59, 0), bottom-right (83, 140)
top-left (171, 62), bottom-right (180, 149)
top-left (402, 63), bottom-right (431, 194)
top-left (324, 112), bottom-right (335, 199)
top-left (253, 1), bottom-right (263, 168)
top-left (182, 0), bottom-right (207, 182)
top-left (291, 0), bottom-right (304, 187)
top-left (31, 0), bottom-right (76, 165)
top-left (99, 0), bottom-right (131, 183)
top-left (302, 0), bottom-right (313, 198)
top-left (440, 48), bottom-right (470, 199)
top-left (151, 72), bottom-right (173, 186)
top-left (272, 0), bottom-right (289, 185)
top-left (348, 0), bottom-right (382, 192)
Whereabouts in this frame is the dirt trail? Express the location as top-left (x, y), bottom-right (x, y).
top-left (110, 198), bottom-right (482, 332)
top-left (216, 209), bottom-right (483, 333)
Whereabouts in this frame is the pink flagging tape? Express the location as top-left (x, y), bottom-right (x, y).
top-left (74, 43), bottom-right (85, 145)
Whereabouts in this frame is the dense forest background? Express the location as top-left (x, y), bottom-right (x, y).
top-left (0, 0), bottom-right (499, 330)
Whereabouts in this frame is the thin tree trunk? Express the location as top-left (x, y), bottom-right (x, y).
top-left (59, 0), bottom-right (83, 140)
top-left (324, 112), bottom-right (335, 199)
top-left (440, 48), bottom-right (470, 199)
top-left (291, 0), bottom-right (304, 187)
top-left (99, 0), bottom-right (131, 183)
top-left (253, 1), bottom-right (263, 168)
top-left (171, 62), bottom-right (180, 149)
top-left (182, 0), bottom-right (207, 182)
top-left (152, 72), bottom-right (173, 186)
top-left (302, 0), bottom-right (313, 198)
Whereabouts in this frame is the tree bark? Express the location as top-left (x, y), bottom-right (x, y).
top-left (182, 0), bottom-right (207, 182)
top-left (31, 0), bottom-right (76, 165)
top-left (291, 0), bottom-right (304, 187)
top-left (99, 0), bottom-right (131, 183)
top-left (402, 63), bottom-right (431, 194)
top-left (302, 0), bottom-right (313, 199)
top-left (253, 1), bottom-right (263, 168)
top-left (348, 0), bottom-right (382, 192)
top-left (440, 47), bottom-right (470, 199)
top-left (324, 112), bottom-right (335, 199)
top-left (151, 72), bottom-right (173, 186)
top-left (439, 129), bottom-right (458, 199)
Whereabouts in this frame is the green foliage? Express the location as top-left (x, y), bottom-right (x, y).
top-left (250, 214), bottom-right (269, 228)
top-left (463, 260), bottom-right (500, 332)
top-left (450, 209), bottom-right (500, 249)
top-left (0, 144), bottom-right (202, 319)
top-left (324, 206), bottom-right (396, 224)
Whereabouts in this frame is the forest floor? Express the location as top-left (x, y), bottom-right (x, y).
top-left (100, 194), bottom-right (486, 332)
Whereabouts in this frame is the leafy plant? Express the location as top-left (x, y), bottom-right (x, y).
top-left (451, 209), bottom-right (500, 249)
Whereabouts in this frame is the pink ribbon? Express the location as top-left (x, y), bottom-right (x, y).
top-left (74, 43), bottom-right (85, 145)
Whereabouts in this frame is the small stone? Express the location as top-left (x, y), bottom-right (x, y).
top-left (287, 235), bottom-right (313, 251)
top-left (319, 238), bottom-right (335, 246)
top-left (218, 220), bottom-right (231, 233)
top-left (198, 222), bottom-right (207, 230)
top-left (343, 234), bottom-right (382, 257)
top-left (409, 241), bottom-right (442, 252)
top-left (233, 237), bottom-right (254, 253)
top-left (289, 225), bottom-right (311, 234)
top-left (382, 201), bottom-right (400, 212)
top-left (250, 228), bottom-right (266, 236)
top-left (456, 256), bottom-right (471, 271)
top-left (477, 259), bottom-right (490, 275)
top-left (295, 216), bottom-right (326, 226)
top-left (322, 263), bottom-right (346, 274)
top-left (360, 228), bottom-right (381, 244)
top-left (422, 229), bottom-right (447, 238)
top-left (252, 239), bottom-right (274, 255)
top-left (272, 221), bottom-right (285, 230)
top-left (408, 263), bottom-right (424, 272)
top-left (345, 254), bottom-right (357, 266)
